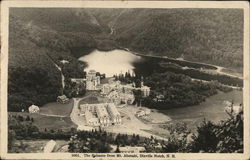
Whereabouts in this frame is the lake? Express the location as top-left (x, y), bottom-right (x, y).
top-left (78, 49), bottom-right (216, 77)
top-left (79, 49), bottom-right (142, 77)
top-left (79, 49), bottom-right (243, 131)
top-left (79, 49), bottom-right (242, 87)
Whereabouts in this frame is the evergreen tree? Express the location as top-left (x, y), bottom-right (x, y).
top-left (18, 115), bottom-right (24, 122)
top-left (190, 120), bottom-right (219, 152)
top-left (25, 115), bottom-right (30, 121)
top-left (115, 145), bottom-right (120, 153)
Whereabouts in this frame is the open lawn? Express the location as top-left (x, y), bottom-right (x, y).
top-left (161, 90), bottom-right (242, 131)
top-left (79, 96), bottom-right (99, 104)
top-left (39, 99), bottom-right (74, 117)
top-left (78, 91), bottom-right (107, 106)
top-left (100, 77), bottom-right (112, 84)
top-left (33, 116), bottom-right (76, 131)
top-left (9, 112), bottom-right (77, 131)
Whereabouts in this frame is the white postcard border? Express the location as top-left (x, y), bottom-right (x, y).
top-left (1, 1), bottom-right (249, 160)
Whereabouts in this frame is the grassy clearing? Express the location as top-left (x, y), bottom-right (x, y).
top-left (141, 128), bottom-right (170, 139)
top-left (39, 99), bottom-right (74, 116)
top-left (161, 90), bottom-right (242, 131)
top-left (78, 91), bottom-right (107, 106)
top-left (100, 77), bottom-right (112, 84)
top-left (79, 96), bottom-right (99, 104)
top-left (33, 116), bottom-right (76, 131)
top-left (9, 112), bottom-right (77, 131)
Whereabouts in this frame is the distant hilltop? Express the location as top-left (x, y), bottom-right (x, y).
top-left (8, 8), bottom-right (243, 112)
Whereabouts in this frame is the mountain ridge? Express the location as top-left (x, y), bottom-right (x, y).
top-left (8, 8), bottom-right (243, 111)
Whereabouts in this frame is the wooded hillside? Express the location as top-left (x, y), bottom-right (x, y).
top-left (113, 9), bottom-right (243, 71)
top-left (8, 8), bottom-right (243, 111)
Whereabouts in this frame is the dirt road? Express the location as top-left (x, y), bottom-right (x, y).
top-left (127, 48), bottom-right (243, 79)
top-left (70, 97), bottom-right (94, 131)
top-left (69, 94), bottom-right (168, 141)
top-left (39, 113), bottom-right (67, 118)
top-left (106, 106), bottom-right (169, 141)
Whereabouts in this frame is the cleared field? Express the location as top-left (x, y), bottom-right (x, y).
top-left (39, 99), bottom-right (74, 116)
top-left (9, 112), bottom-right (76, 131)
top-left (79, 96), bottom-right (99, 104)
top-left (33, 116), bottom-right (76, 131)
top-left (161, 90), bottom-right (243, 131)
top-left (78, 91), bottom-right (107, 106)
top-left (100, 77), bottom-right (112, 84)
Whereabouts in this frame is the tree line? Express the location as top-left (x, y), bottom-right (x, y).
top-left (116, 71), bottom-right (233, 110)
top-left (115, 9), bottom-right (243, 71)
top-left (8, 109), bottom-right (243, 153)
top-left (8, 67), bottom-right (62, 112)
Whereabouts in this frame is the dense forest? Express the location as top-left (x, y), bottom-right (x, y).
top-left (8, 8), bottom-right (243, 111)
top-left (157, 63), bottom-right (243, 87)
top-left (7, 8), bottom-right (244, 154)
top-left (141, 72), bottom-right (233, 109)
top-left (8, 9), bottom-right (93, 111)
top-left (8, 109), bottom-right (243, 153)
top-left (8, 67), bottom-right (61, 112)
top-left (113, 9), bottom-right (243, 71)
top-left (115, 71), bottom-right (233, 110)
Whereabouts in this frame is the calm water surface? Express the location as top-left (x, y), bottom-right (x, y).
top-left (79, 49), bottom-right (141, 77)
top-left (79, 49), bottom-right (243, 131)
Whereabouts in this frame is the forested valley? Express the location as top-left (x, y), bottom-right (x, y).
top-left (8, 8), bottom-right (243, 112)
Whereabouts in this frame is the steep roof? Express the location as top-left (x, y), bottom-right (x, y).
top-left (96, 104), bottom-right (109, 118)
top-left (107, 103), bottom-right (120, 117)
top-left (85, 110), bottom-right (98, 122)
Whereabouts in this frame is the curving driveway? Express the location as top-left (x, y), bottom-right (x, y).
top-left (69, 96), bottom-right (168, 141)
top-left (70, 97), bottom-right (94, 131)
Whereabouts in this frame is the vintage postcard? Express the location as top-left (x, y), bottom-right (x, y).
top-left (0, 1), bottom-right (249, 160)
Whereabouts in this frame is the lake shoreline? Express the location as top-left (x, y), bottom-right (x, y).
top-left (79, 47), bottom-right (243, 79)
top-left (123, 48), bottom-right (243, 79)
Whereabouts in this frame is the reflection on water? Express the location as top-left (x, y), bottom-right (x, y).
top-left (79, 49), bottom-right (243, 131)
top-left (79, 49), bottom-right (141, 77)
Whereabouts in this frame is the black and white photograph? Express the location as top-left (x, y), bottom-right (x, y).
top-left (0, 1), bottom-right (249, 159)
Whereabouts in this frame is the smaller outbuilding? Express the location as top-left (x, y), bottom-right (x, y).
top-left (225, 102), bottom-right (243, 116)
top-left (60, 60), bottom-right (69, 64)
top-left (57, 95), bottom-right (69, 104)
top-left (28, 105), bottom-right (40, 113)
top-left (135, 108), bottom-right (151, 117)
top-left (153, 94), bottom-right (165, 102)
